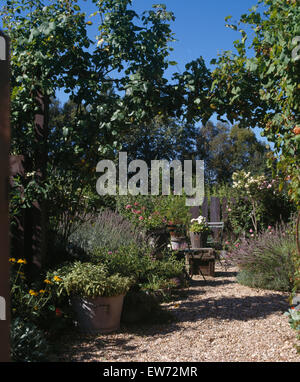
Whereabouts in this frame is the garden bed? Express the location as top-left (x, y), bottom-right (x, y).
top-left (49, 264), bottom-right (300, 362)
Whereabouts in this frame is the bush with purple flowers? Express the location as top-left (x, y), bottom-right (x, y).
top-left (225, 223), bottom-right (296, 292)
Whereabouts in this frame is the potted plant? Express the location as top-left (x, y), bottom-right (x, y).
top-left (189, 216), bottom-right (211, 248)
top-left (51, 262), bottom-right (132, 334)
top-left (159, 194), bottom-right (191, 249)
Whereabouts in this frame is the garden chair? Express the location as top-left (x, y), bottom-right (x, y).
top-left (206, 222), bottom-right (227, 269)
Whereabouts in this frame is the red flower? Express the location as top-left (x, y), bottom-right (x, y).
top-left (55, 308), bottom-right (63, 317)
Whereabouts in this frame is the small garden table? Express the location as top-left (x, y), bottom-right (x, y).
top-left (181, 248), bottom-right (216, 281)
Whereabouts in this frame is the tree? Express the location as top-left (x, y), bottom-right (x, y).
top-left (1, 0), bottom-right (187, 272)
top-left (207, 0), bottom-right (300, 305)
top-left (121, 116), bottom-right (198, 165)
top-left (209, 0), bottom-right (300, 206)
top-left (197, 121), bottom-right (270, 184)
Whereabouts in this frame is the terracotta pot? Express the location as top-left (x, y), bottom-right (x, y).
top-left (189, 231), bottom-right (208, 248)
top-left (71, 294), bottom-right (125, 334)
top-left (170, 236), bottom-right (188, 250)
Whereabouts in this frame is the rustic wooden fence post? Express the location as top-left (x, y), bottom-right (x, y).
top-left (0, 30), bottom-right (11, 362)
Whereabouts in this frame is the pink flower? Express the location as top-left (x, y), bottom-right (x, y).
top-left (268, 226), bottom-right (272, 230)
top-left (228, 208), bottom-right (232, 212)
top-left (125, 204), bottom-right (132, 210)
top-left (251, 234), bottom-right (254, 237)
top-left (136, 210), bottom-right (141, 214)
top-left (235, 243), bottom-right (240, 247)
top-left (108, 251), bottom-right (113, 255)
top-left (134, 202), bottom-right (139, 206)
top-left (225, 241), bottom-right (230, 245)
top-left (139, 216), bottom-right (144, 220)
top-left (249, 229), bottom-right (253, 233)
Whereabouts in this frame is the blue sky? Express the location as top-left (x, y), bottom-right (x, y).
top-left (59, 0), bottom-right (269, 144)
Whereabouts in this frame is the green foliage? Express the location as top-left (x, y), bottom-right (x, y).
top-left (227, 224), bottom-right (296, 292)
top-left (10, 258), bottom-right (73, 335)
top-left (67, 209), bottom-right (146, 255)
top-left (11, 318), bottom-right (51, 362)
top-left (50, 261), bottom-right (133, 298)
top-left (122, 116), bottom-right (198, 165)
top-left (116, 195), bottom-right (167, 231)
top-left (210, 0), bottom-right (300, 205)
top-left (91, 245), bottom-right (185, 286)
top-left (117, 193), bottom-right (191, 231)
top-left (158, 193), bottom-right (192, 227)
top-left (91, 246), bottom-right (186, 324)
top-left (197, 122), bottom-right (270, 184)
top-left (226, 170), bottom-right (294, 237)
top-left (284, 307), bottom-right (300, 353)
top-left (9, 257), bottom-right (73, 361)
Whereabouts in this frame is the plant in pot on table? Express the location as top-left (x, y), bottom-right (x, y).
top-left (159, 194), bottom-right (191, 250)
top-left (49, 262), bottom-right (132, 334)
top-left (189, 216), bottom-right (211, 248)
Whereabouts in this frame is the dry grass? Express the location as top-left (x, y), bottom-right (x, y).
top-left (50, 265), bottom-right (300, 362)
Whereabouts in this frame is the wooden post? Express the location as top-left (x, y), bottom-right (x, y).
top-left (23, 91), bottom-right (49, 279)
top-left (210, 196), bottom-right (220, 241)
top-left (201, 197), bottom-right (209, 219)
top-left (0, 30), bottom-right (11, 362)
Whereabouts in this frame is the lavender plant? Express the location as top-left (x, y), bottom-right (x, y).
top-left (68, 209), bottom-right (148, 256)
top-left (226, 223), bottom-right (296, 291)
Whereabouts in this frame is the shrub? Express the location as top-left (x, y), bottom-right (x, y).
top-left (91, 245), bottom-right (185, 286)
top-left (67, 209), bottom-right (147, 256)
top-left (11, 317), bottom-right (51, 362)
top-left (116, 194), bottom-right (167, 231)
top-left (9, 256), bottom-right (73, 356)
top-left (227, 171), bottom-right (294, 237)
top-left (226, 224), bottom-right (296, 291)
top-left (91, 244), bottom-right (186, 322)
top-left (49, 261), bottom-right (133, 298)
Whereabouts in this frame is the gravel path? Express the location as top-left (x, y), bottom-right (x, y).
top-left (52, 265), bottom-right (300, 362)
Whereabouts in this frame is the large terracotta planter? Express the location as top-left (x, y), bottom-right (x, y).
top-left (189, 231), bottom-right (208, 248)
top-left (71, 294), bottom-right (125, 334)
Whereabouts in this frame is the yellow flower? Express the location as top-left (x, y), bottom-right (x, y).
top-left (17, 259), bottom-right (27, 264)
top-left (44, 279), bottom-right (52, 284)
top-left (9, 258), bottom-right (16, 263)
top-left (29, 289), bottom-right (38, 296)
top-left (53, 276), bottom-right (62, 282)
top-left (39, 289), bottom-right (46, 294)
top-left (33, 306), bottom-right (38, 311)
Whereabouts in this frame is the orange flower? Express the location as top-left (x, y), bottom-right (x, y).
top-left (29, 289), bottom-right (38, 296)
top-left (17, 259), bottom-right (27, 264)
